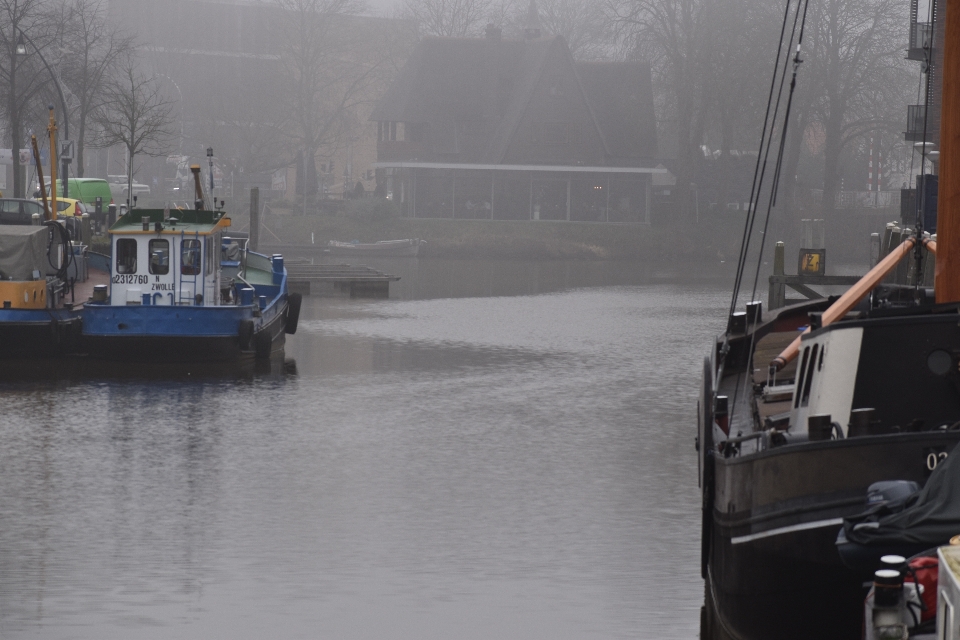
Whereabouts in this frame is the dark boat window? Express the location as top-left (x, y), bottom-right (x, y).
top-left (149, 239), bottom-right (169, 275)
top-left (181, 239), bottom-right (201, 275)
top-left (205, 237), bottom-right (214, 275)
top-left (801, 344), bottom-right (819, 407)
top-left (116, 238), bottom-right (137, 274)
top-left (818, 347), bottom-right (825, 371)
top-left (794, 347), bottom-right (810, 409)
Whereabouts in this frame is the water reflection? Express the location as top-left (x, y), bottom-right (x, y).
top-left (0, 259), bottom-right (729, 639)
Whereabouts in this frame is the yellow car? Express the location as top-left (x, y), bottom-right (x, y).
top-left (46, 197), bottom-right (87, 217)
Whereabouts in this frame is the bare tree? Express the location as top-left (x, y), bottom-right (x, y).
top-left (95, 55), bottom-right (175, 203)
top-left (0, 0), bottom-right (61, 196)
top-left (59, 0), bottom-right (135, 177)
top-left (401, 0), bottom-right (514, 37)
top-left (272, 0), bottom-right (394, 200)
top-left (806, 0), bottom-right (912, 213)
top-left (608, 0), bottom-right (712, 215)
top-left (504, 0), bottom-right (611, 59)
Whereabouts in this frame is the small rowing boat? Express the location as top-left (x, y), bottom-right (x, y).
top-left (325, 238), bottom-right (423, 257)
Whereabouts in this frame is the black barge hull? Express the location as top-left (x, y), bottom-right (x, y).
top-left (702, 431), bottom-right (960, 639)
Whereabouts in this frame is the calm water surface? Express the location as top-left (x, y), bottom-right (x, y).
top-left (0, 259), bottom-right (731, 639)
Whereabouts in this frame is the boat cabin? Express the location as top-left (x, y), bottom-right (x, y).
top-left (108, 209), bottom-right (230, 306)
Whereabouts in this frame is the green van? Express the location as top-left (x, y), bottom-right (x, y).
top-left (35, 178), bottom-right (114, 210)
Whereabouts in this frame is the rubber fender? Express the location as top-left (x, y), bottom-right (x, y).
top-left (239, 319), bottom-right (255, 350)
top-left (285, 293), bottom-right (302, 335)
top-left (255, 329), bottom-right (273, 359)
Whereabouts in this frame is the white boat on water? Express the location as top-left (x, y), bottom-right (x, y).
top-left (325, 238), bottom-right (423, 257)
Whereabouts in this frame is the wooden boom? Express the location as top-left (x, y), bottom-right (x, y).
top-left (771, 237), bottom-right (936, 371)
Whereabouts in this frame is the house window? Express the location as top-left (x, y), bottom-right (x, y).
top-left (116, 239), bottom-right (137, 274)
top-left (181, 239), bottom-right (201, 275)
top-left (149, 239), bottom-right (169, 275)
top-left (800, 344), bottom-right (819, 407)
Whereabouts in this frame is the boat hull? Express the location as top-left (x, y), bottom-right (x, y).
top-left (0, 309), bottom-right (82, 358)
top-left (79, 297), bottom-right (289, 363)
top-left (702, 431), bottom-right (960, 639)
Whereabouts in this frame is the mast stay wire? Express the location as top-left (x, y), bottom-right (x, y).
top-left (913, 0), bottom-right (935, 291)
top-left (730, 0), bottom-right (812, 423)
top-left (716, 0), bottom-right (799, 415)
top-left (718, 0), bottom-right (809, 424)
top-left (728, 0), bottom-right (798, 322)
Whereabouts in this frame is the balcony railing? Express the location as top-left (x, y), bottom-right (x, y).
top-left (907, 22), bottom-right (933, 60)
top-left (905, 104), bottom-right (929, 140)
top-left (910, 21), bottom-right (933, 51)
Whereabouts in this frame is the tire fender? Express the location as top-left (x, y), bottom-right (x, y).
top-left (255, 329), bottom-right (273, 359)
top-left (285, 293), bottom-right (302, 335)
top-left (239, 319), bottom-right (255, 350)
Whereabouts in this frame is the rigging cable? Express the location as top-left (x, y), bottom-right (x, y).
top-left (913, 1), bottom-right (936, 292)
top-left (715, 0), bottom-right (800, 417)
top-left (730, 0), bottom-right (812, 428)
top-left (728, 0), bottom-right (798, 321)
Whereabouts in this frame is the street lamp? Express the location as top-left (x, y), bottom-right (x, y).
top-left (15, 28), bottom-right (71, 198)
top-left (156, 74), bottom-right (184, 156)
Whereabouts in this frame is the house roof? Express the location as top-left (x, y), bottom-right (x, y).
top-left (576, 61), bottom-right (658, 161)
top-left (371, 35), bottom-right (657, 166)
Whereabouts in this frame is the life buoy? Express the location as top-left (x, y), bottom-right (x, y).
top-left (285, 293), bottom-right (302, 335)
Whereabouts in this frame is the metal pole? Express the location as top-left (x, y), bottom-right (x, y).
top-left (249, 187), bottom-right (260, 252)
top-left (18, 29), bottom-right (69, 198)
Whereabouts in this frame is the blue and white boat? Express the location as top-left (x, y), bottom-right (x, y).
top-left (82, 206), bottom-right (301, 362)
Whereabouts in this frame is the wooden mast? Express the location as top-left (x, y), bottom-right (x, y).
top-left (935, 0), bottom-right (960, 301)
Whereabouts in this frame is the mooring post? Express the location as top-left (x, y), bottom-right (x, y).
top-left (769, 241), bottom-right (786, 309)
top-left (250, 187), bottom-right (260, 252)
top-left (81, 213), bottom-right (91, 246)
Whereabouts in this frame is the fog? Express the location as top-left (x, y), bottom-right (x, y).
top-left (0, 0), bottom-right (921, 264)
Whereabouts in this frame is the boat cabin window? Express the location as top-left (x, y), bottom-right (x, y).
top-left (800, 344), bottom-right (819, 407)
top-left (181, 239), bottom-right (201, 275)
top-left (116, 238), bottom-right (137, 274)
top-left (149, 239), bottom-right (170, 275)
top-left (794, 347), bottom-right (810, 409)
top-left (205, 237), bottom-right (215, 275)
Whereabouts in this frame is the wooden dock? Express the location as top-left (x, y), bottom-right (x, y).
top-left (285, 263), bottom-right (400, 298)
top-left (768, 242), bottom-right (863, 309)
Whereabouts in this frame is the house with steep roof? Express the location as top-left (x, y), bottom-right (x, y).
top-left (370, 25), bottom-right (661, 222)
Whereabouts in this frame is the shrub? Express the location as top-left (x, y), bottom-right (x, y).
top-left (342, 197), bottom-right (400, 220)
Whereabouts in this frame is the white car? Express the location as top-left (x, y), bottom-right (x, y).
top-left (108, 176), bottom-right (151, 201)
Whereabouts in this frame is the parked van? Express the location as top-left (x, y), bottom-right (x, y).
top-left (34, 178), bottom-right (113, 210)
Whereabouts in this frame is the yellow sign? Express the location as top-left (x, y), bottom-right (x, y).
top-left (799, 249), bottom-right (826, 276)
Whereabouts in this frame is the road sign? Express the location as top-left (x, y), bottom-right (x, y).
top-left (59, 140), bottom-right (74, 161)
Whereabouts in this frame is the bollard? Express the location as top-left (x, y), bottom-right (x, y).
top-left (769, 241), bottom-right (786, 310)
top-left (107, 203), bottom-right (117, 229)
top-left (31, 213), bottom-right (41, 226)
top-left (81, 213), bottom-right (91, 245)
top-left (885, 227), bottom-right (902, 284)
top-left (869, 233), bottom-right (880, 268)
